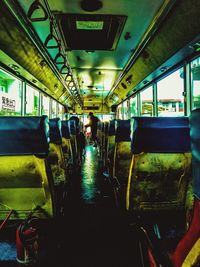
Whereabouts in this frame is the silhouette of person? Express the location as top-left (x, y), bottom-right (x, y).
top-left (85, 112), bottom-right (99, 146)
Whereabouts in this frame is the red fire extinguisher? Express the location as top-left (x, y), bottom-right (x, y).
top-left (16, 218), bottom-right (39, 266)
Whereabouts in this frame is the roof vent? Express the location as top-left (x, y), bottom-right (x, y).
top-left (55, 14), bottom-right (127, 51)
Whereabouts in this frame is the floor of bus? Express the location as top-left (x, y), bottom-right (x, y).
top-left (0, 145), bottom-right (144, 267)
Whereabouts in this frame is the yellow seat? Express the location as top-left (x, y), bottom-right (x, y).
top-left (113, 120), bottom-right (132, 207)
top-left (0, 116), bottom-right (55, 220)
top-left (126, 117), bottom-right (191, 213)
top-left (61, 120), bottom-right (73, 168)
top-left (48, 118), bottom-right (66, 186)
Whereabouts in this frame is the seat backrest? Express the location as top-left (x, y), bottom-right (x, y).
top-left (97, 121), bottom-right (103, 147)
top-left (68, 118), bottom-right (79, 135)
top-left (113, 119), bottom-right (132, 185)
top-left (171, 109), bottom-right (200, 267)
top-left (61, 120), bottom-right (73, 165)
top-left (104, 119), bottom-right (117, 175)
top-left (102, 121), bottom-right (109, 167)
top-left (127, 116), bottom-right (191, 212)
top-left (0, 116), bottom-right (49, 156)
top-left (190, 109), bottom-right (200, 201)
top-left (107, 119), bottom-right (117, 154)
top-left (68, 119), bottom-right (78, 163)
top-left (48, 118), bottom-right (66, 185)
top-left (0, 116), bottom-right (54, 220)
top-left (49, 118), bottom-right (62, 144)
top-left (61, 120), bottom-right (70, 139)
top-left (131, 117), bottom-right (190, 153)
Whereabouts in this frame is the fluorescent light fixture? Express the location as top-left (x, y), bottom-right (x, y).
top-left (76, 21), bottom-right (103, 30)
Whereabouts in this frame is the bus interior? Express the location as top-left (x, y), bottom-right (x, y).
top-left (0, 0), bottom-right (200, 266)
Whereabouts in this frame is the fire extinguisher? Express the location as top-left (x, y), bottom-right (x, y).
top-left (16, 218), bottom-right (39, 266)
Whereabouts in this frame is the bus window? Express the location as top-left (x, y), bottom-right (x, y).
top-left (58, 103), bottom-right (64, 119)
top-left (42, 94), bottom-right (50, 116)
top-left (0, 69), bottom-right (22, 116)
top-left (117, 104), bottom-right (123, 119)
top-left (102, 114), bottom-right (114, 121)
top-left (51, 100), bottom-right (57, 118)
top-left (191, 57), bottom-right (200, 110)
top-left (157, 68), bottom-right (184, 116)
top-left (25, 84), bottom-right (40, 116)
top-left (130, 96), bottom-right (138, 117)
top-left (140, 86), bottom-right (153, 117)
top-left (123, 101), bottom-right (129, 119)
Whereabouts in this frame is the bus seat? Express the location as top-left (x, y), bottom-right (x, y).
top-left (106, 120), bottom-right (117, 176)
top-left (48, 118), bottom-right (66, 186)
top-left (126, 117), bottom-right (191, 212)
top-left (97, 121), bottom-right (103, 159)
top-left (102, 121), bottom-right (109, 168)
top-left (0, 116), bottom-right (54, 220)
top-left (68, 119), bottom-right (78, 164)
top-left (171, 109), bottom-right (200, 267)
top-left (113, 119), bottom-right (132, 207)
top-left (61, 120), bottom-right (73, 167)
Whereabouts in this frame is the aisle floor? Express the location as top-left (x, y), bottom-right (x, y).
top-left (0, 145), bottom-right (143, 267)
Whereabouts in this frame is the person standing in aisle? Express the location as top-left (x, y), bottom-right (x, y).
top-left (85, 112), bottom-right (100, 147)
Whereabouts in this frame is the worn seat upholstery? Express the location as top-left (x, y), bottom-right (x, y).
top-left (113, 119), bottom-right (132, 206)
top-left (0, 116), bottom-right (55, 220)
top-left (126, 117), bottom-right (191, 212)
top-left (170, 109), bottom-right (200, 267)
top-left (48, 118), bottom-right (66, 186)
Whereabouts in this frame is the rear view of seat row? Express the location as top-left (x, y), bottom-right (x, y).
top-left (127, 116), bottom-right (191, 213)
top-left (141, 109), bottom-right (200, 267)
top-left (0, 116), bottom-right (55, 220)
top-left (103, 116), bottom-right (192, 216)
top-left (101, 113), bottom-right (200, 266)
top-left (0, 116), bottom-right (79, 220)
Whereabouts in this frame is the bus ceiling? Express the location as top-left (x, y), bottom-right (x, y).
top-left (0, 0), bottom-right (200, 112)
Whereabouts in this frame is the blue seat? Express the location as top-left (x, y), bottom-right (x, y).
top-left (126, 116), bottom-right (191, 212)
top-left (0, 116), bottom-right (54, 220)
top-left (61, 120), bottom-right (73, 167)
top-left (68, 119), bottom-right (78, 164)
top-left (131, 117), bottom-right (190, 153)
top-left (171, 109), bottom-right (200, 266)
top-left (0, 116), bottom-right (49, 156)
top-left (61, 120), bottom-right (70, 139)
top-left (143, 110), bottom-right (200, 267)
top-left (49, 118), bottom-right (62, 145)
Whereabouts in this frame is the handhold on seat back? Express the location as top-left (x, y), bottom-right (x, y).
top-left (0, 115), bottom-right (49, 156)
top-left (131, 117), bottom-right (190, 154)
top-left (115, 119), bottom-right (131, 142)
top-left (49, 118), bottom-right (62, 145)
top-left (61, 120), bottom-right (70, 139)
